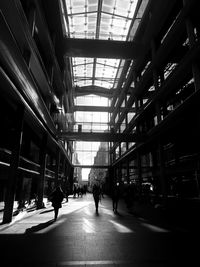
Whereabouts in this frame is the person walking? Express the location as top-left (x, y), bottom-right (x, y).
top-left (92, 183), bottom-right (101, 214)
top-left (73, 183), bottom-right (77, 198)
top-left (65, 185), bottom-right (70, 202)
top-left (50, 186), bottom-right (65, 220)
top-left (112, 183), bottom-right (120, 213)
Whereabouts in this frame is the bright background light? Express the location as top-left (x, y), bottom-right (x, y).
top-left (82, 168), bottom-right (90, 181)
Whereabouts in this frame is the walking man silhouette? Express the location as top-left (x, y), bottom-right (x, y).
top-left (92, 183), bottom-right (101, 214)
top-left (112, 183), bottom-right (120, 213)
top-left (50, 186), bottom-right (65, 220)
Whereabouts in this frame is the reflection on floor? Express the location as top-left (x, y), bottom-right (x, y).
top-left (0, 194), bottom-right (199, 266)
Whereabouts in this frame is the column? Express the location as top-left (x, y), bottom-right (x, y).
top-left (158, 140), bottom-right (167, 204)
top-left (136, 151), bottom-right (142, 200)
top-left (126, 160), bottom-right (130, 184)
top-left (37, 133), bottom-right (48, 209)
top-left (151, 39), bottom-right (162, 123)
top-left (3, 105), bottom-right (24, 223)
top-left (55, 149), bottom-right (61, 187)
top-left (184, 8), bottom-right (200, 91)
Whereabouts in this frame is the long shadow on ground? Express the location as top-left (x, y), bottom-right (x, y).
top-left (25, 219), bottom-right (55, 233)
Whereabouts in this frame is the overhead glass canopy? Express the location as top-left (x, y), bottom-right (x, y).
top-left (60, 0), bottom-right (139, 91)
top-left (59, 0), bottom-right (141, 171)
top-left (72, 57), bottom-right (120, 88)
top-left (62, 0), bottom-right (138, 40)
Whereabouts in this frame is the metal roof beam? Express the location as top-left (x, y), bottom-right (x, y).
top-left (59, 132), bottom-right (139, 142)
top-left (62, 38), bottom-right (143, 59)
top-left (74, 106), bottom-right (111, 112)
top-left (73, 105), bottom-right (136, 112)
top-left (74, 85), bottom-right (114, 98)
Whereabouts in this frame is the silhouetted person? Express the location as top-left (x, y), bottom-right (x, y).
top-left (50, 186), bottom-right (65, 220)
top-left (92, 184), bottom-right (101, 214)
top-left (101, 184), bottom-right (105, 198)
top-left (73, 184), bottom-right (77, 198)
top-left (65, 185), bottom-right (70, 202)
top-left (112, 183), bottom-right (120, 213)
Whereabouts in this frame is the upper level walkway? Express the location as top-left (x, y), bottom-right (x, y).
top-left (0, 193), bottom-right (199, 267)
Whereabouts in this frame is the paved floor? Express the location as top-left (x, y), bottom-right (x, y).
top-left (0, 194), bottom-right (199, 267)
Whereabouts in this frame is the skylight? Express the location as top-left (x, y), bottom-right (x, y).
top-left (63, 0), bottom-right (138, 40)
top-left (73, 57), bottom-right (120, 88)
top-left (58, 0), bottom-right (145, 172)
top-left (60, 0), bottom-right (139, 91)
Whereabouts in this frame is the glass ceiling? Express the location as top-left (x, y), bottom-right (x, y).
top-left (63, 0), bottom-right (137, 40)
top-left (58, 0), bottom-right (147, 171)
top-left (72, 57), bottom-right (119, 88)
top-left (60, 0), bottom-right (139, 91)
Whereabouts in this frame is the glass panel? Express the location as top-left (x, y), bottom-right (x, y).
top-left (120, 120), bottom-right (126, 132)
top-left (63, 0), bottom-right (140, 40)
top-left (121, 100), bottom-right (125, 107)
top-left (73, 57), bottom-right (120, 88)
top-left (127, 112), bottom-right (135, 123)
top-left (61, 0), bottom-right (143, 93)
top-left (73, 58), bottom-right (94, 86)
top-left (65, 0), bottom-right (98, 39)
top-left (128, 142), bottom-right (135, 149)
top-left (82, 168), bottom-right (91, 181)
top-left (121, 142), bottom-right (127, 155)
top-left (94, 151), bottom-right (109, 165)
top-left (73, 141), bottom-right (109, 166)
top-left (75, 111), bottom-right (109, 123)
top-left (94, 80), bottom-right (112, 88)
top-left (100, 112), bottom-right (109, 122)
top-left (99, 13), bottom-right (112, 40)
top-left (115, 114), bottom-right (118, 124)
top-left (75, 95), bottom-right (110, 106)
top-left (115, 146), bottom-right (119, 159)
top-left (129, 0), bottom-right (149, 40)
top-left (81, 123), bottom-right (92, 132)
top-left (74, 111), bottom-right (109, 132)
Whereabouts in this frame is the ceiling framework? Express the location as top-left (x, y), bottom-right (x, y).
top-left (74, 85), bottom-right (114, 98)
top-left (41, 0), bottom-right (150, 167)
top-left (59, 131), bottom-right (140, 142)
top-left (60, 0), bottom-right (142, 100)
top-left (62, 38), bottom-right (143, 59)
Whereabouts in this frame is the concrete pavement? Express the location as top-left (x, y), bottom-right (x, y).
top-left (0, 194), bottom-right (199, 266)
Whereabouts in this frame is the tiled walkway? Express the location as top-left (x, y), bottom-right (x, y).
top-left (0, 194), bottom-right (199, 266)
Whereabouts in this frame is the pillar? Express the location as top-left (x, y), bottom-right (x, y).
top-left (37, 133), bottom-right (48, 209)
top-left (158, 140), bottom-right (167, 204)
top-left (126, 160), bottom-right (130, 184)
top-left (184, 5), bottom-right (200, 91)
top-left (55, 149), bottom-right (61, 187)
top-left (3, 105), bottom-right (24, 223)
top-left (151, 39), bottom-right (162, 123)
top-left (136, 151), bottom-right (142, 200)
